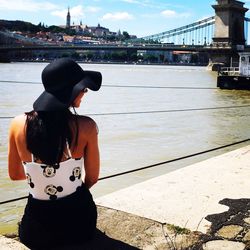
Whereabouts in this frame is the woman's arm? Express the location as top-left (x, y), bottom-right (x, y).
top-left (83, 122), bottom-right (100, 189)
top-left (8, 117), bottom-right (26, 180)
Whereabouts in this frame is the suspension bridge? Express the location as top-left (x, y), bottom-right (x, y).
top-left (137, 16), bottom-right (216, 46)
top-left (139, 16), bottom-right (250, 48)
top-left (0, 0), bottom-right (250, 67)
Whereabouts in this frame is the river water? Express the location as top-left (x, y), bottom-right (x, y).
top-left (0, 62), bottom-right (250, 234)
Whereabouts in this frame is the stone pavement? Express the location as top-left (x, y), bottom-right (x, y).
top-left (96, 145), bottom-right (250, 249)
top-left (0, 235), bottom-right (28, 250)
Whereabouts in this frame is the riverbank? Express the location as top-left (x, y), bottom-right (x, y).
top-left (7, 59), bottom-right (208, 67)
top-left (2, 145), bottom-right (250, 249)
top-left (95, 145), bottom-right (250, 249)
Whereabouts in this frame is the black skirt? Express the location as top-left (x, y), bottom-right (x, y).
top-left (19, 184), bottom-right (97, 249)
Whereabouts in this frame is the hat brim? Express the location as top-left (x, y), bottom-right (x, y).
top-left (33, 70), bottom-right (102, 111)
top-left (70, 70), bottom-right (102, 103)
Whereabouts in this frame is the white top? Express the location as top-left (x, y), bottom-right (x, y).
top-left (23, 143), bottom-right (83, 200)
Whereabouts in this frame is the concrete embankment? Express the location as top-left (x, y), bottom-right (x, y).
top-left (96, 145), bottom-right (250, 249)
top-left (1, 145), bottom-right (250, 249)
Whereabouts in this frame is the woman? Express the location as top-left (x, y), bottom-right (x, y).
top-left (8, 58), bottom-right (102, 249)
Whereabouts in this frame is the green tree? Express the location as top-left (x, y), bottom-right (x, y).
top-left (143, 54), bottom-right (158, 63)
top-left (130, 53), bottom-right (138, 61)
top-left (61, 52), bottom-right (70, 58)
top-left (48, 25), bottom-right (65, 33)
top-left (190, 53), bottom-right (198, 63)
top-left (87, 52), bottom-right (94, 60)
top-left (71, 52), bottom-right (80, 59)
top-left (103, 53), bottom-right (111, 60)
top-left (111, 51), bottom-right (127, 61)
top-left (122, 31), bottom-right (130, 40)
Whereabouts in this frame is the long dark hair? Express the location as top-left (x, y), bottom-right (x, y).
top-left (25, 110), bottom-right (78, 165)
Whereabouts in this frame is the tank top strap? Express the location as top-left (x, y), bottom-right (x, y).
top-left (31, 153), bottom-right (35, 163)
top-left (66, 140), bottom-right (72, 158)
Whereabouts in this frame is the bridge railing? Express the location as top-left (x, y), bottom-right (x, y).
top-left (219, 67), bottom-right (240, 76)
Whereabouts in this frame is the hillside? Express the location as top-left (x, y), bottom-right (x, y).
top-left (0, 19), bottom-right (66, 33)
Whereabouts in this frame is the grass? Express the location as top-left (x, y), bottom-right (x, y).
top-left (167, 224), bottom-right (191, 235)
top-left (161, 223), bottom-right (200, 250)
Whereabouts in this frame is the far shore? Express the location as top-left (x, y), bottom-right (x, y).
top-left (4, 59), bottom-right (209, 67)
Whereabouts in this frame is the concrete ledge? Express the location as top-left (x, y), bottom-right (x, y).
top-left (0, 235), bottom-right (28, 250)
top-left (96, 206), bottom-right (201, 249)
top-left (2, 204), bottom-right (250, 249)
top-left (96, 146), bottom-right (250, 233)
top-left (1, 206), bottom-right (201, 250)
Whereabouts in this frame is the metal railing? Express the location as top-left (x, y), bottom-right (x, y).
top-left (219, 67), bottom-right (240, 76)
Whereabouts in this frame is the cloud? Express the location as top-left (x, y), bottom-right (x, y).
top-left (0, 0), bottom-right (58, 11)
top-left (121, 0), bottom-right (188, 10)
top-left (122, 0), bottom-right (139, 3)
top-left (51, 5), bottom-right (100, 20)
top-left (85, 6), bottom-right (101, 13)
top-left (101, 12), bottom-right (134, 21)
top-left (161, 10), bottom-right (177, 18)
top-left (51, 5), bottom-right (84, 20)
top-left (161, 9), bottom-right (191, 18)
top-left (121, 0), bottom-right (158, 9)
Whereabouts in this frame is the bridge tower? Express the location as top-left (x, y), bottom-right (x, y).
top-left (209, 0), bottom-right (248, 69)
top-left (212, 0), bottom-right (248, 46)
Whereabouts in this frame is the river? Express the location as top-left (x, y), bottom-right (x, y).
top-left (0, 62), bottom-right (250, 234)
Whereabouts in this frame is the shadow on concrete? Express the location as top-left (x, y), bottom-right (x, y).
top-left (205, 198), bottom-right (250, 233)
top-left (50, 229), bottom-right (139, 250)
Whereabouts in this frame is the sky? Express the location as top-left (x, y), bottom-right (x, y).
top-left (1, 0), bottom-right (250, 38)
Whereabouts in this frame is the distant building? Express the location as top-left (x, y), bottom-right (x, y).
top-left (71, 24), bottom-right (88, 34)
top-left (87, 23), bottom-right (110, 37)
top-left (66, 7), bottom-right (71, 28)
top-left (61, 8), bottom-right (135, 39)
top-left (63, 35), bottom-right (74, 43)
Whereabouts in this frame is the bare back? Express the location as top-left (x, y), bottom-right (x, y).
top-left (8, 113), bottom-right (100, 188)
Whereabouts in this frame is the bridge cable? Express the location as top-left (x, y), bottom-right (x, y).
top-left (142, 16), bottom-right (215, 40)
top-left (103, 84), bottom-right (218, 90)
top-left (0, 105), bottom-right (249, 120)
top-left (0, 138), bottom-right (249, 205)
top-left (0, 80), bottom-right (218, 89)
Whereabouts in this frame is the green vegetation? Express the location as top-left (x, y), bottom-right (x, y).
top-left (0, 19), bottom-right (74, 35)
top-left (0, 19), bottom-right (132, 41)
top-left (122, 31), bottom-right (130, 40)
top-left (0, 20), bottom-right (40, 32)
top-left (167, 224), bottom-right (191, 235)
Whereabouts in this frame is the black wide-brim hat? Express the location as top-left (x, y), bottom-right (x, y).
top-left (33, 58), bottom-right (102, 111)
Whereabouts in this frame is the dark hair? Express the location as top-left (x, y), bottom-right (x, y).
top-left (25, 110), bottom-right (78, 165)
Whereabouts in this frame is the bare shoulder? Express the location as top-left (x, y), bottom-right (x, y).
top-left (74, 115), bottom-right (98, 134)
top-left (10, 114), bottom-right (26, 129)
top-left (77, 115), bottom-right (96, 124)
top-left (9, 114), bottom-right (26, 137)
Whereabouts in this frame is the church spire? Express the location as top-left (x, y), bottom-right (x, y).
top-left (66, 6), bottom-right (71, 28)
